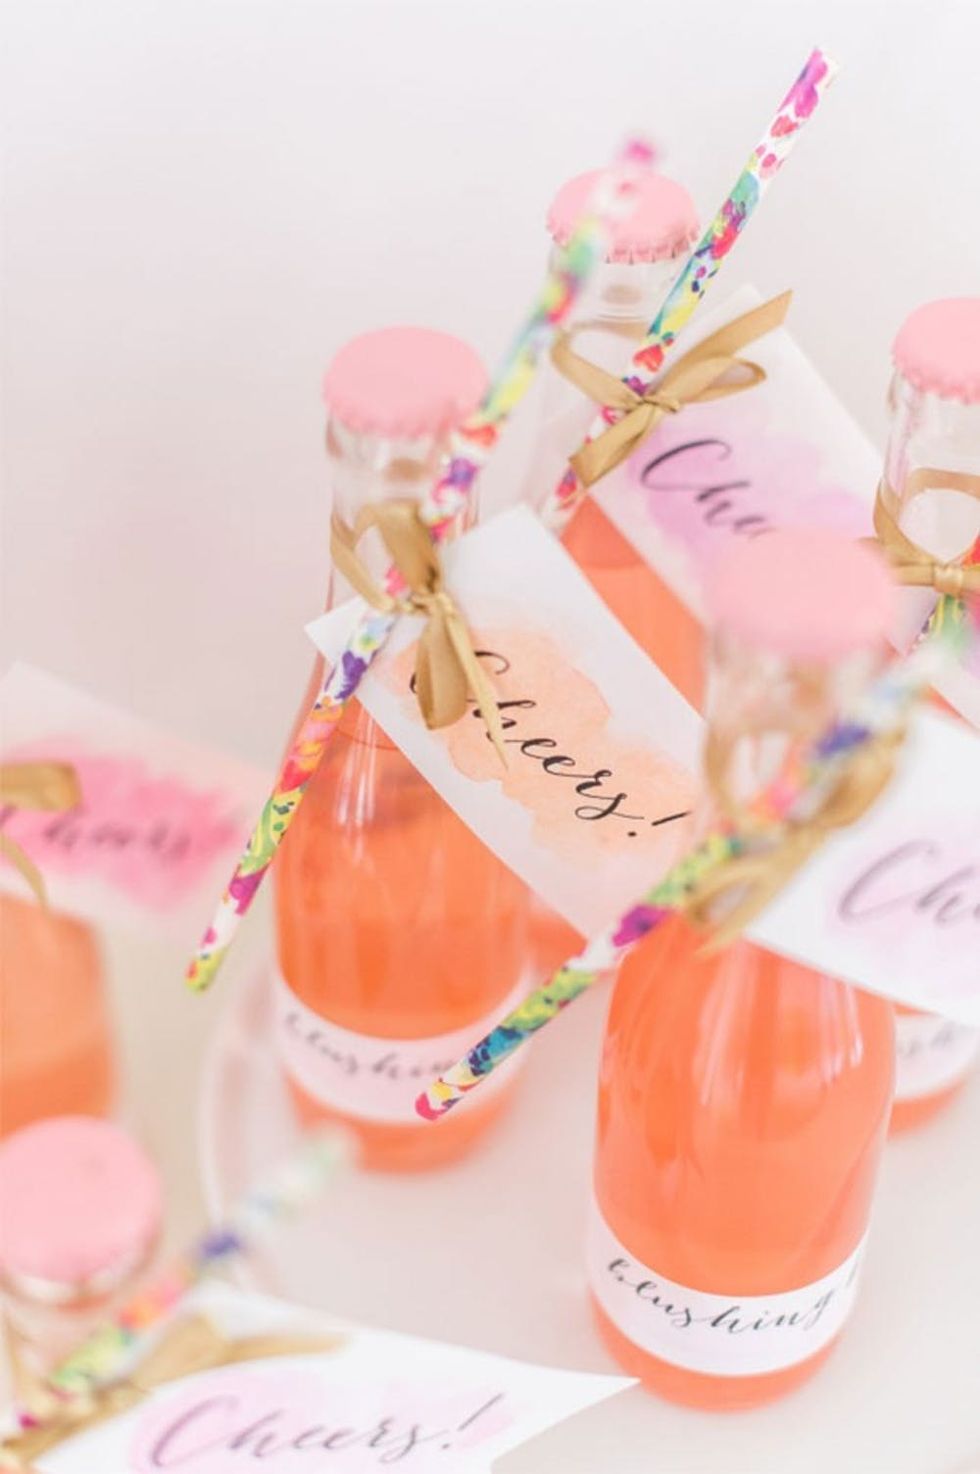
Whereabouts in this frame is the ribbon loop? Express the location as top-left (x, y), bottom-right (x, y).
top-left (330, 502), bottom-right (507, 766)
top-left (873, 470), bottom-right (980, 600)
top-left (554, 291), bottom-right (791, 488)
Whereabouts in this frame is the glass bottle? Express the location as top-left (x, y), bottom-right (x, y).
top-left (524, 169), bottom-right (702, 974)
top-left (0, 895), bottom-right (114, 1136)
top-left (0, 1116), bottom-right (161, 1373)
top-left (274, 327), bottom-right (531, 1171)
top-left (525, 167), bottom-right (705, 711)
top-left (882, 297), bottom-right (980, 1131)
top-left (590, 529), bottom-right (896, 1410)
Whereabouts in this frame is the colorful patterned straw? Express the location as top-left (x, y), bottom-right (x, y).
top-left (26, 1131), bottom-right (352, 1409)
top-left (418, 619), bottom-right (966, 1120)
top-left (185, 140), bottom-right (653, 994)
top-left (542, 47), bottom-right (838, 532)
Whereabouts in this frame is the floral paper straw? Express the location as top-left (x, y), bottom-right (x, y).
top-left (185, 140), bottom-right (653, 994)
top-left (543, 47), bottom-right (838, 531)
top-left (418, 620), bottom-right (962, 1121)
top-left (30, 1131), bottom-right (351, 1407)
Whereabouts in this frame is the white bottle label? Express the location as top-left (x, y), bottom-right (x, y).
top-left (587, 1200), bottom-right (867, 1378)
top-left (274, 971), bottom-right (524, 1124)
top-left (894, 1011), bottom-right (980, 1101)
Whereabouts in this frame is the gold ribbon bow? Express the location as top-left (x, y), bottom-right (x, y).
top-left (0, 763), bottom-right (81, 908)
top-left (683, 722), bottom-right (904, 951)
top-left (873, 468), bottom-right (980, 599)
top-left (553, 291), bottom-right (793, 488)
top-left (331, 500), bottom-right (507, 765)
top-left (0, 1313), bottom-right (340, 1468)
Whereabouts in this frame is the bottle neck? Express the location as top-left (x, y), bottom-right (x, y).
top-left (700, 630), bottom-right (885, 830)
top-left (549, 246), bottom-right (682, 332)
top-left (883, 369), bottom-right (980, 562)
top-left (524, 249), bottom-right (685, 518)
top-left (324, 418), bottom-right (473, 611)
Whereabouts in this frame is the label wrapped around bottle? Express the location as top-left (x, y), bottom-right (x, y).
top-left (587, 1200), bottom-right (867, 1378)
top-left (894, 1011), bottom-right (980, 1101)
top-left (274, 972), bottom-right (524, 1124)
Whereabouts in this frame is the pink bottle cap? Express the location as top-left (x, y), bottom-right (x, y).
top-left (0, 1117), bottom-right (162, 1299)
top-left (547, 168), bottom-right (699, 264)
top-left (707, 530), bottom-right (896, 662)
top-left (892, 298), bottom-right (980, 404)
top-left (322, 326), bottom-right (488, 438)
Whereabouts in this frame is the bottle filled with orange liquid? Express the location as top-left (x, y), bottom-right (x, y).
top-left (0, 895), bottom-right (114, 1136)
top-left (880, 299), bottom-right (980, 1131)
top-left (590, 529), bottom-right (897, 1410)
top-left (525, 167), bottom-right (706, 712)
top-left (274, 327), bottom-right (531, 1171)
top-left (524, 168), bottom-right (703, 973)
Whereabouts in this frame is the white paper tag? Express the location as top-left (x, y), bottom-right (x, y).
top-left (33, 1283), bottom-right (632, 1474)
top-left (894, 1011), bottom-right (980, 1101)
top-left (274, 970), bottom-right (526, 1122)
top-left (587, 1200), bottom-right (865, 1378)
top-left (309, 507), bottom-right (702, 941)
top-left (591, 284), bottom-right (980, 727)
top-left (307, 510), bottom-right (980, 1027)
top-left (751, 710), bottom-right (980, 1027)
top-left (0, 664), bottom-right (268, 937)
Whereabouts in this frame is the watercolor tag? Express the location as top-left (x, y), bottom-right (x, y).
top-left (752, 709), bottom-right (980, 1026)
top-left (0, 663), bottom-right (268, 937)
top-left (309, 506), bottom-right (703, 941)
top-left (34, 1283), bottom-right (632, 1474)
top-left (592, 284), bottom-right (980, 727)
top-left (307, 509), bottom-right (980, 1025)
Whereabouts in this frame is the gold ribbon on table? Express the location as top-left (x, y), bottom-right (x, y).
top-left (682, 721), bottom-right (905, 951)
top-left (0, 1313), bottom-right (341, 1468)
top-left (331, 499), bottom-right (508, 765)
top-left (873, 468), bottom-right (980, 599)
top-left (553, 291), bottom-right (793, 488)
top-left (0, 762), bottom-right (81, 908)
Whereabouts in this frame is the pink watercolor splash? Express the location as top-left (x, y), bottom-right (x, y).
top-left (131, 1366), bottom-right (515, 1473)
top-left (625, 398), bottom-right (871, 585)
top-left (0, 739), bottom-right (247, 910)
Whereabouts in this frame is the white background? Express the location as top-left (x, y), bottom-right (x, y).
top-left (4, 5), bottom-right (980, 1470)
top-left (3, 0), bottom-right (979, 767)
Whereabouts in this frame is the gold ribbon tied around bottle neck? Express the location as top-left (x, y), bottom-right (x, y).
top-left (330, 500), bottom-right (507, 766)
top-left (0, 1312), bottom-right (341, 1468)
top-left (872, 467), bottom-right (980, 599)
top-left (552, 291), bottom-right (793, 489)
top-left (683, 719), bottom-right (905, 951)
top-left (0, 762), bottom-right (81, 908)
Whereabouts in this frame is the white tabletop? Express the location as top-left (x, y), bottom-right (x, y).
top-left (200, 950), bottom-right (980, 1474)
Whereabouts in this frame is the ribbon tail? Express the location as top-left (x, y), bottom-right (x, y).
top-left (0, 834), bottom-right (47, 909)
top-left (443, 616), bottom-right (509, 769)
top-left (414, 612), bottom-right (470, 732)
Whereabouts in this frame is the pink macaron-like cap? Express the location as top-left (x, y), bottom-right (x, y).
top-left (0, 1116), bottom-right (162, 1292)
top-left (547, 168), bottom-right (699, 264)
top-left (322, 326), bottom-right (488, 438)
top-left (707, 529), bottom-right (896, 663)
top-left (892, 298), bottom-right (980, 404)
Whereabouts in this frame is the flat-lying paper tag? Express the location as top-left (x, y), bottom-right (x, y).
top-left (308, 509), bottom-right (980, 1026)
top-left (309, 507), bottom-right (703, 941)
top-left (593, 284), bottom-right (980, 728)
top-left (33, 1283), bottom-right (632, 1474)
top-left (0, 663), bottom-right (268, 937)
